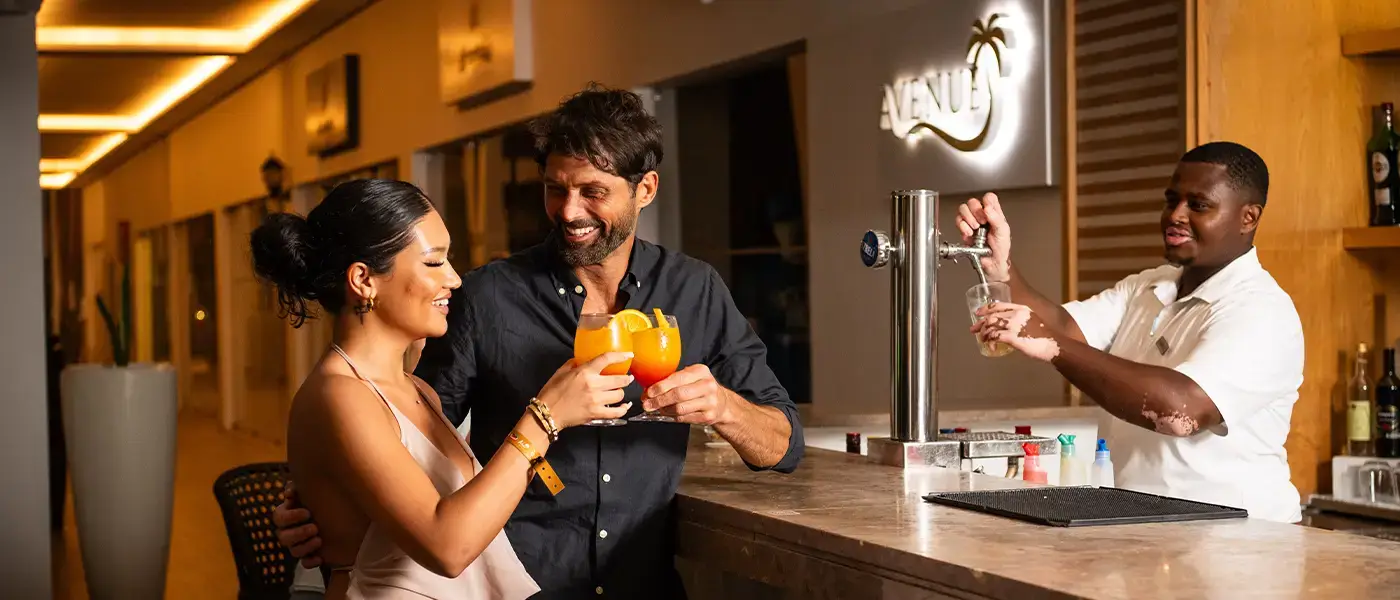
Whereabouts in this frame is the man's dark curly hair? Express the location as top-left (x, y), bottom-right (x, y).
top-left (530, 83), bottom-right (664, 189)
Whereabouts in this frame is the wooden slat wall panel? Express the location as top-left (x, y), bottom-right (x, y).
top-left (1073, 0), bottom-right (1187, 300)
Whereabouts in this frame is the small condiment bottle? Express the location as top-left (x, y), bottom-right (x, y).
top-left (1021, 442), bottom-right (1048, 484)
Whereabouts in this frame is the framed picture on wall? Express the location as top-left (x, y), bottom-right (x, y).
top-left (437, 0), bottom-right (534, 108)
top-left (305, 54), bottom-right (360, 157)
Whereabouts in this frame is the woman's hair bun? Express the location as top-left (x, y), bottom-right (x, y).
top-left (250, 212), bottom-right (321, 327)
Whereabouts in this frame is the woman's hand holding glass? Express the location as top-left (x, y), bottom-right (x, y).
top-left (535, 352), bottom-right (635, 429)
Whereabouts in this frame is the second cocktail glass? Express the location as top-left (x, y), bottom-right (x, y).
top-left (630, 312), bottom-right (682, 423)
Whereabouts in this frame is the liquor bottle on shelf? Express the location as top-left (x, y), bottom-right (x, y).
top-left (1376, 347), bottom-right (1400, 458)
top-left (1347, 343), bottom-right (1372, 456)
top-left (1368, 102), bottom-right (1400, 227)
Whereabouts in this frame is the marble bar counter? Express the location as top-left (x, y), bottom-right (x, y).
top-left (674, 441), bottom-right (1400, 600)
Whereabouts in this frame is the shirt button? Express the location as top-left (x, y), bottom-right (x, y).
top-left (595, 587), bottom-right (604, 595)
top-left (557, 287), bottom-right (565, 295)
top-left (574, 285), bottom-right (584, 294)
top-left (599, 529), bottom-right (608, 539)
top-left (602, 474), bottom-right (611, 483)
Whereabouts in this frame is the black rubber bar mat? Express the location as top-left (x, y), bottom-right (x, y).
top-left (923, 486), bottom-right (1249, 527)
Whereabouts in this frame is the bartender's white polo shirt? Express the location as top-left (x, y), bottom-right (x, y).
top-left (1061, 247), bottom-right (1304, 523)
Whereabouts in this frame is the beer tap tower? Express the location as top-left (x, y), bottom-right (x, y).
top-left (860, 189), bottom-right (1056, 469)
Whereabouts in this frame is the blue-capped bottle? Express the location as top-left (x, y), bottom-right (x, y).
top-left (1090, 438), bottom-right (1114, 488)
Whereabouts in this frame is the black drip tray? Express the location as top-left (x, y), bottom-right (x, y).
top-left (923, 486), bottom-right (1249, 527)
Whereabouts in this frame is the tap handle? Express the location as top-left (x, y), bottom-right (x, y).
top-left (974, 224), bottom-right (989, 248)
top-left (861, 230), bottom-right (892, 268)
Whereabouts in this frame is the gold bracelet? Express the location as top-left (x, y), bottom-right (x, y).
top-left (526, 399), bottom-right (559, 443)
top-left (528, 405), bottom-right (559, 443)
top-left (506, 429), bottom-right (564, 495)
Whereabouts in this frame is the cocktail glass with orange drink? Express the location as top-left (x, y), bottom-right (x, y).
top-left (573, 312), bottom-right (638, 426)
top-left (629, 309), bottom-right (681, 423)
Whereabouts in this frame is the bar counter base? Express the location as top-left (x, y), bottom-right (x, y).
top-left (675, 523), bottom-right (990, 600)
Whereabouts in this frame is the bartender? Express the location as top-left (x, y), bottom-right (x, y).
top-left (956, 141), bottom-right (1304, 523)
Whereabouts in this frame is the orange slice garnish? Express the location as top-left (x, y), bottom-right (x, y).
top-left (652, 308), bottom-right (671, 330)
top-left (611, 309), bottom-right (652, 333)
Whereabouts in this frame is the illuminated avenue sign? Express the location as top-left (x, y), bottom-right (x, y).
top-left (879, 12), bottom-right (1018, 153)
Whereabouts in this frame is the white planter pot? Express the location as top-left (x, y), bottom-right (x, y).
top-left (62, 363), bottom-right (178, 600)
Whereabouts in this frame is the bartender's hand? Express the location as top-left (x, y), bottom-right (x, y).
top-left (972, 301), bottom-right (1060, 362)
top-left (955, 192), bottom-right (1011, 282)
top-left (642, 364), bottom-right (734, 425)
top-left (273, 482), bottom-right (325, 568)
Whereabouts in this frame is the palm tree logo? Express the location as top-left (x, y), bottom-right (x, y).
top-left (881, 12), bottom-right (1017, 152)
top-left (968, 13), bottom-right (1014, 96)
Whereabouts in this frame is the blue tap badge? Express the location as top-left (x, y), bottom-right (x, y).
top-left (861, 231), bottom-right (880, 267)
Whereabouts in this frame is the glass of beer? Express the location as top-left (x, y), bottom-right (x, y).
top-left (573, 313), bottom-right (635, 426)
top-left (629, 312), bottom-right (682, 422)
top-left (966, 282), bottom-right (1015, 358)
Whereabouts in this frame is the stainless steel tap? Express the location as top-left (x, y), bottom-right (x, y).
top-left (941, 226), bottom-right (992, 287)
top-left (859, 190), bottom-right (1052, 469)
top-left (861, 190), bottom-right (994, 446)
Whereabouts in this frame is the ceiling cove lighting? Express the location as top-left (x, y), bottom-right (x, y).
top-left (38, 114), bottom-right (139, 133)
top-left (37, 55), bottom-right (229, 187)
top-left (131, 55), bottom-right (234, 126)
top-left (39, 54), bottom-right (235, 134)
top-left (35, 0), bottom-right (317, 54)
top-left (37, 27), bottom-right (247, 54)
top-left (41, 172), bottom-right (77, 189)
top-left (36, 0), bottom-right (317, 188)
top-left (40, 133), bottom-right (128, 173)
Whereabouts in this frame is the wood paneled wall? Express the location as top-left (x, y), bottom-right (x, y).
top-left (1193, 0), bottom-right (1400, 497)
top-left (1071, 0), bottom-right (1188, 300)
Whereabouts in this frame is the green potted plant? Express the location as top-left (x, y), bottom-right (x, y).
top-left (61, 257), bottom-right (178, 600)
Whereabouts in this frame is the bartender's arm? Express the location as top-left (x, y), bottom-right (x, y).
top-left (972, 306), bottom-right (1223, 436)
top-left (974, 288), bottom-right (1305, 442)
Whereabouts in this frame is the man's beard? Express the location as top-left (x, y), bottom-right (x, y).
top-left (555, 208), bottom-right (637, 267)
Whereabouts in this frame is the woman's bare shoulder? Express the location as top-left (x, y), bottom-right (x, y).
top-left (289, 370), bottom-right (395, 437)
top-left (295, 371), bottom-right (374, 409)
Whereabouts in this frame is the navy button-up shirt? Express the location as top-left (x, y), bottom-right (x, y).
top-left (414, 237), bottom-right (804, 599)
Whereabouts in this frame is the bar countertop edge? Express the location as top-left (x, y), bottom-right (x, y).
top-left (675, 441), bottom-right (1400, 600)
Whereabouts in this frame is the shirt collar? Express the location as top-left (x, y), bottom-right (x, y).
top-left (1151, 246), bottom-right (1262, 305)
top-left (542, 233), bottom-right (657, 292)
